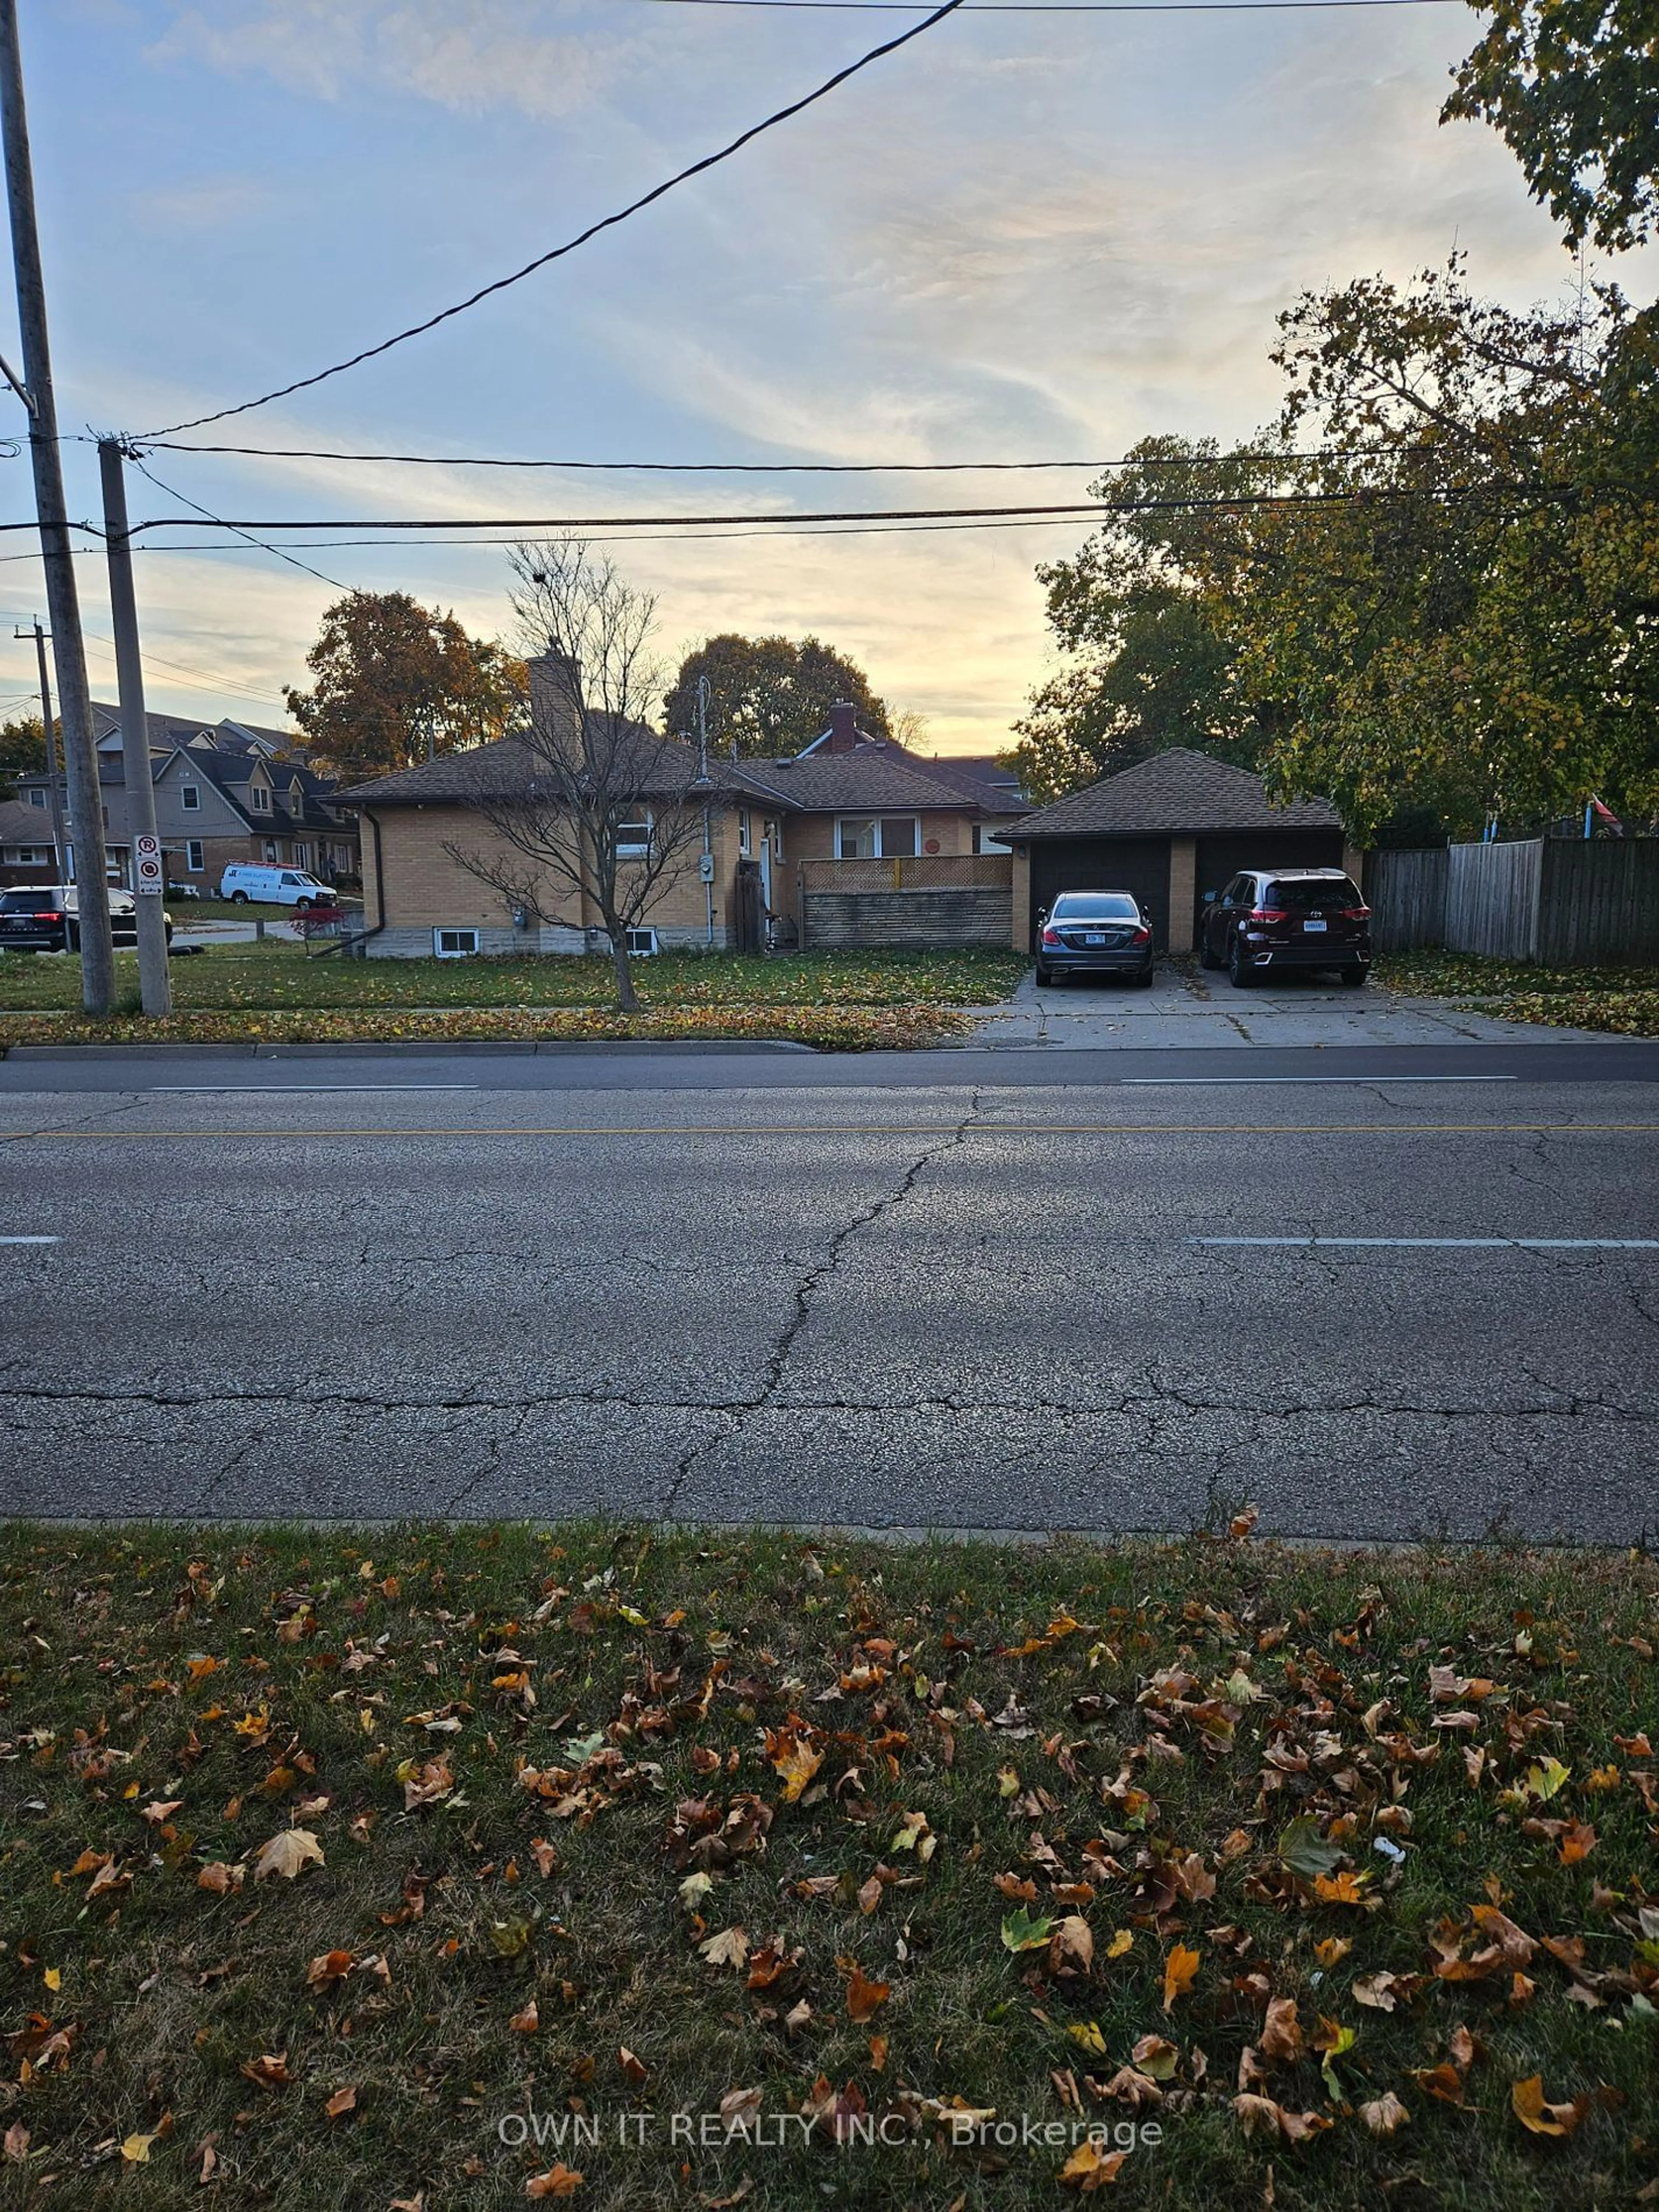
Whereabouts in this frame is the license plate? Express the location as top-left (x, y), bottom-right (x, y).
top-left (1084, 934), bottom-right (1106, 946)
top-left (1303, 918), bottom-right (1327, 932)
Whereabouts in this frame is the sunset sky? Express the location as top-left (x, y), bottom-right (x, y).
top-left (0, 0), bottom-right (1642, 753)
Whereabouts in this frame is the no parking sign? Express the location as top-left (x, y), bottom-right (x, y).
top-left (134, 832), bottom-right (163, 893)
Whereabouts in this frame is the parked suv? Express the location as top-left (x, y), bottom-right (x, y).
top-left (0, 884), bottom-right (174, 954)
top-left (219, 863), bottom-right (334, 908)
top-left (1199, 868), bottom-right (1370, 987)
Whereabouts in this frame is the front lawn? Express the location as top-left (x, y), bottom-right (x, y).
top-left (0, 947), bottom-right (1020, 1050)
top-left (1, 1526), bottom-right (1654, 2209)
top-left (1376, 953), bottom-right (1659, 1038)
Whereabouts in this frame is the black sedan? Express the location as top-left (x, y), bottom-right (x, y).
top-left (1035, 891), bottom-right (1155, 986)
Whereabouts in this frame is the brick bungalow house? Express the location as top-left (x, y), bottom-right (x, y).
top-left (341, 674), bottom-right (1020, 956)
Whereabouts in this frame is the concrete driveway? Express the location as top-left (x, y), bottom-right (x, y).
top-left (973, 961), bottom-right (1602, 1049)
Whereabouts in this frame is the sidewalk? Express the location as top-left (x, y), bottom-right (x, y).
top-left (971, 962), bottom-right (1608, 1047)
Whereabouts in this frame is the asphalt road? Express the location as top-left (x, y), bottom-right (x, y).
top-left (1, 1043), bottom-right (1656, 1541)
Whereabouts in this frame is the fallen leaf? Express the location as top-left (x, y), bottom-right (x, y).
top-left (2, 2124), bottom-right (27, 2162)
top-left (1058, 2139), bottom-right (1128, 2190)
top-left (510, 2001), bottom-right (540, 2034)
top-left (698, 1928), bottom-right (749, 1971)
top-left (618, 2047), bottom-right (648, 2085)
top-left (253, 1828), bottom-right (324, 1882)
top-left (1130, 2035), bottom-right (1179, 2082)
top-left (240, 2053), bottom-right (291, 2092)
top-left (1278, 1818), bottom-right (1342, 1882)
top-left (526, 2165), bottom-right (585, 2198)
top-left (1352, 1973), bottom-right (1400, 2012)
top-left (1511, 2076), bottom-right (1588, 2137)
top-left (1001, 1908), bottom-right (1054, 1954)
top-left (1105, 1929), bottom-right (1134, 1960)
top-left (324, 2085), bottom-right (357, 2119)
top-left (1068, 2021), bottom-right (1109, 2058)
top-left (1162, 1942), bottom-right (1200, 2011)
top-left (1260, 1998), bottom-right (1303, 2061)
top-left (1049, 1916), bottom-right (1094, 1978)
top-left (305, 1950), bottom-right (354, 1990)
top-left (844, 1963), bottom-right (890, 2022)
top-left (1359, 2091), bottom-right (1410, 2137)
top-left (120, 2133), bottom-right (156, 2164)
top-left (768, 1733), bottom-right (823, 1804)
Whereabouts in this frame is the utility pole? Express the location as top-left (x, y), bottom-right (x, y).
top-left (16, 616), bottom-right (66, 883)
top-left (0, 0), bottom-right (113, 1010)
top-left (98, 439), bottom-right (170, 1013)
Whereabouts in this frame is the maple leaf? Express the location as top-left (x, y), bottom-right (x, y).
top-left (1359, 2091), bottom-right (1410, 2136)
top-left (1001, 1908), bottom-right (1053, 1954)
top-left (526, 2164), bottom-right (585, 2197)
top-left (1259, 1997), bottom-right (1303, 2062)
top-left (1049, 1916), bottom-right (1094, 1978)
top-left (1559, 1821), bottom-right (1597, 1864)
top-left (1068, 2021), bottom-right (1108, 2058)
top-left (1278, 1818), bottom-right (1343, 1881)
top-left (240, 2052), bottom-right (291, 2092)
top-left (767, 1732), bottom-right (823, 1804)
top-left (1129, 2035), bottom-right (1178, 2082)
top-left (305, 1950), bottom-right (354, 1990)
top-left (698, 1927), bottom-right (750, 1970)
top-left (1511, 2075), bottom-right (1589, 2136)
top-left (1162, 1942), bottom-right (1200, 2010)
top-left (1312, 1870), bottom-right (1371, 1907)
top-left (1059, 2139), bottom-right (1128, 2190)
top-left (253, 1828), bottom-right (324, 1882)
top-left (844, 1963), bottom-right (890, 2022)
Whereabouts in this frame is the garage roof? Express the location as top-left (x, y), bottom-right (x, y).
top-left (1005, 747), bottom-right (1343, 839)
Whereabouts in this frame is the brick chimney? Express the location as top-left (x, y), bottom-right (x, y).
top-left (826, 699), bottom-right (861, 755)
top-left (527, 650), bottom-right (582, 745)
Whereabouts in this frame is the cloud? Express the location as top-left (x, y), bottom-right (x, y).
top-left (133, 176), bottom-right (278, 230)
top-left (149, 1), bottom-right (631, 119)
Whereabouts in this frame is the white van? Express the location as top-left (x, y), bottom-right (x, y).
top-left (219, 863), bottom-right (335, 909)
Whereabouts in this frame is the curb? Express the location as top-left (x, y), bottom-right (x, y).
top-left (1, 1037), bottom-right (821, 1062)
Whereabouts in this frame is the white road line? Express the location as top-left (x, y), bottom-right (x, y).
top-left (0, 1235), bottom-right (58, 1245)
top-left (1123, 1075), bottom-right (1518, 1085)
top-left (1194, 1236), bottom-right (1659, 1249)
top-left (151, 1085), bottom-right (481, 1094)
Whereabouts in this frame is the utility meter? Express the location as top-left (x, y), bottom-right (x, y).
top-left (698, 852), bottom-right (716, 884)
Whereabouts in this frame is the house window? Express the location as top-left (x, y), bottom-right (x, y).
top-left (13, 846), bottom-right (41, 865)
top-left (181, 783), bottom-right (200, 811)
top-left (433, 926), bottom-right (481, 959)
top-left (27, 787), bottom-right (44, 808)
top-left (263, 838), bottom-right (279, 862)
top-left (186, 839), bottom-right (204, 873)
top-left (836, 815), bottom-right (919, 860)
top-left (738, 809), bottom-right (751, 857)
top-left (294, 842), bottom-right (310, 869)
top-left (973, 825), bottom-right (1011, 855)
top-left (623, 927), bottom-right (658, 957)
top-left (616, 813), bottom-right (652, 858)
top-left (289, 783), bottom-right (305, 816)
top-left (250, 784), bottom-right (270, 813)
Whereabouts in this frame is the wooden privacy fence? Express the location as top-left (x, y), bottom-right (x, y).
top-left (1366, 839), bottom-right (1659, 963)
top-left (797, 853), bottom-right (1013, 950)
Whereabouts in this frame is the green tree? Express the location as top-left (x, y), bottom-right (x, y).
top-left (1009, 439), bottom-right (1278, 804)
top-left (1443, 0), bottom-right (1659, 253)
top-left (285, 591), bottom-right (527, 782)
top-left (0, 712), bottom-right (46, 799)
top-left (661, 634), bottom-right (890, 757)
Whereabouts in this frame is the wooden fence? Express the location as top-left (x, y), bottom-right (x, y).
top-left (797, 855), bottom-right (1012, 894)
top-left (1365, 839), bottom-right (1659, 964)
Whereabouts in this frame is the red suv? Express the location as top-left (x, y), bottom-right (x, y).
top-left (1199, 868), bottom-right (1370, 987)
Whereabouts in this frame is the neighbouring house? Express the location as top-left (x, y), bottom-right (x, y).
top-left (11, 706), bottom-right (360, 893)
top-left (1001, 748), bottom-right (1359, 953)
top-left (0, 797), bottom-right (58, 884)
top-left (341, 684), bottom-right (1024, 957)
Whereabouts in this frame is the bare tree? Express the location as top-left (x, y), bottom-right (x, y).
top-left (444, 538), bottom-right (712, 1009)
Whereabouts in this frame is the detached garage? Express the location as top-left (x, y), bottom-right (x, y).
top-left (1002, 748), bottom-right (1357, 953)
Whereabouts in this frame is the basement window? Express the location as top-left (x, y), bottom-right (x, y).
top-left (623, 928), bottom-right (658, 957)
top-left (433, 927), bottom-right (481, 958)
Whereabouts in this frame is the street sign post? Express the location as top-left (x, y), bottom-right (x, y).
top-left (133, 831), bottom-right (163, 894)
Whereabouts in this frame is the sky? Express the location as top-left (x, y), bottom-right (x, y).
top-left (0, 0), bottom-right (1646, 753)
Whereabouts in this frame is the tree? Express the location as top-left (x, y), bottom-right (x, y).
top-left (0, 713), bottom-right (46, 799)
top-left (444, 540), bottom-right (711, 1011)
top-left (1009, 439), bottom-right (1278, 804)
top-left (661, 634), bottom-right (891, 757)
top-left (285, 591), bottom-right (526, 781)
top-left (1443, 0), bottom-right (1659, 253)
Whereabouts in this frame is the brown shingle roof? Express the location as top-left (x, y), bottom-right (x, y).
top-left (340, 728), bottom-right (778, 808)
top-left (1004, 748), bottom-right (1343, 839)
top-left (737, 751), bottom-right (993, 815)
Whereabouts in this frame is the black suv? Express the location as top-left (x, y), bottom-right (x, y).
top-left (1199, 868), bottom-right (1370, 988)
top-left (0, 884), bottom-right (174, 954)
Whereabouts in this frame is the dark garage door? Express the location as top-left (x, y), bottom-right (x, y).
top-left (1030, 837), bottom-right (1170, 950)
top-left (1193, 831), bottom-right (1347, 944)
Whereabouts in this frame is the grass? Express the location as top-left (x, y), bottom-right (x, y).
top-left (0, 947), bottom-right (1020, 1051)
top-left (1, 1525), bottom-right (1654, 2210)
top-left (1376, 951), bottom-right (1659, 1037)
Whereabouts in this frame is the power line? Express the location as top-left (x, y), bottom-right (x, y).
top-left (137, 0), bottom-right (969, 442)
top-left (618, 0), bottom-right (1457, 9)
top-left (120, 484), bottom-right (1583, 537)
top-left (132, 440), bottom-right (1369, 474)
top-left (126, 454), bottom-right (350, 591)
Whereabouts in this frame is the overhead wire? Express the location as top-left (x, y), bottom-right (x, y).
top-left (136, 0), bottom-right (969, 441)
top-left (125, 454), bottom-right (351, 591)
top-left (130, 442), bottom-right (1356, 473)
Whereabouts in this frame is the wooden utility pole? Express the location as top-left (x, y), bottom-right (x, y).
top-left (0, 0), bottom-right (113, 1009)
top-left (99, 440), bottom-right (171, 1013)
top-left (16, 617), bottom-right (67, 881)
